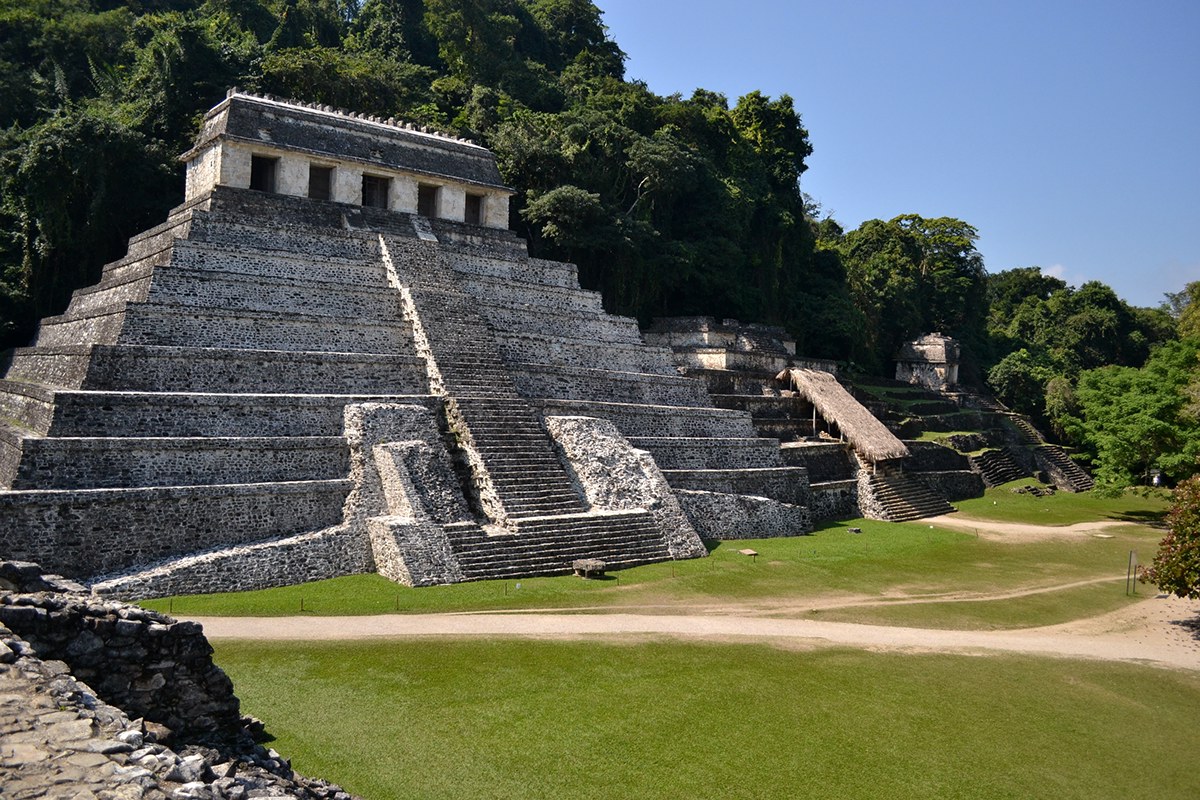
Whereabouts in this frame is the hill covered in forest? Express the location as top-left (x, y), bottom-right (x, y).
top-left (1, 0), bottom-right (1196, 488)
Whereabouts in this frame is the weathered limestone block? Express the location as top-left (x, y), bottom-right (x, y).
top-left (367, 516), bottom-right (463, 587)
top-left (673, 489), bottom-right (812, 540)
top-left (545, 415), bottom-right (706, 559)
top-left (342, 402), bottom-right (461, 523)
top-left (344, 403), bottom-right (469, 585)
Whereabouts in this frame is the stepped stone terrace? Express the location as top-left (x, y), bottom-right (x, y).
top-left (0, 91), bottom-right (815, 597)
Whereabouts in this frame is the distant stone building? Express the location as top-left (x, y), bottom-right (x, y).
top-left (895, 333), bottom-right (960, 391)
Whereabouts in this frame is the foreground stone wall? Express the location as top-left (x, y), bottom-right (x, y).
top-left (0, 562), bottom-right (356, 799)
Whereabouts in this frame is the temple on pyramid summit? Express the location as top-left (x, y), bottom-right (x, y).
top-left (0, 90), bottom-right (829, 597)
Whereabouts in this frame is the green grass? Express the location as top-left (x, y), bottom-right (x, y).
top-left (813, 579), bottom-right (1139, 630)
top-left (955, 482), bottom-right (1170, 526)
top-left (143, 516), bottom-right (1163, 629)
top-left (909, 428), bottom-right (980, 443)
top-left (214, 638), bottom-right (1200, 800)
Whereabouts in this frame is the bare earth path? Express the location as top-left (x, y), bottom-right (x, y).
top-left (191, 513), bottom-right (1200, 671)
top-left (924, 512), bottom-right (1148, 541)
top-left (190, 593), bottom-right (1200, 672)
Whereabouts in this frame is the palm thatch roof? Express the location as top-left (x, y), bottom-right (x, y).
top-left (777, 368), bottom-right (910, 462)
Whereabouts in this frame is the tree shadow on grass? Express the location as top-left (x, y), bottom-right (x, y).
top-left (1108, 509), bottom-right (1168, 527)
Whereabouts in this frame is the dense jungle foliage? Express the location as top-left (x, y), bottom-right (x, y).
top-left (1, 0), bottom-right (1197, 488)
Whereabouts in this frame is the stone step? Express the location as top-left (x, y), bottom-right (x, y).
top-left (968, 449), bottom-right (1028, 487)
top-left (534, 400), bottom-right (755, 438)
top-left (61, 272), bottom-right (153, 320)
top-left (710, 393), bottom-right (811, 418)
top-left (869, 474), bottom-right (954, 521)
top-left (443, 249), bottom-right (581, 290)
top-left (142, 266), bottom-right (399, 319)
top-left (476, 302), bottom-right (645, 345)
top-left (511, 363), bottom-right (713, 407)
top-left (0, 383), bottom-right (437, 437)
top-left (627, 436), bottom-right (785, 470)
top-left (459, 272), bottom-right (608, 316)
top-left (780, 442), bottom-right (858, 482)
top-left (3, 345), bottom-right (430, 394)
top-left (687, 368), bottom-right (787, 396)
top-left (113, 302), bottom-right (413, 353)
top-left (494, 331), bottom-right (680, 376)
top-left (0, 478), bottom-right (351, 580)
top-left (443, 510), bottom-right (670, 580)
top-left (1035, 444), bottom-right (1095, 492)
top-left (165, 238), bottom-right (390, 287)
top-left (660, 467), bottom-right (809, 505)
top-left (185, 209), bottom-right (379, 263)
top-left (7, 435), bottom-right (349, 490)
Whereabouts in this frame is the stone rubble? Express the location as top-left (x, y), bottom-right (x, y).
top-left (0, 562), bottom-right (358, 800)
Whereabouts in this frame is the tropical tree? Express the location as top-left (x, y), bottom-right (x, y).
top-left (1059, 339), bottom-right (1200, 488)
top-left (837, 214), bottom-right (987, 371)
top-left (1141, 476), bottom-right (1200, 599)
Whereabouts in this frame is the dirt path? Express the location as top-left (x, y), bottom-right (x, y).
top-left (926, 513), bottom-right (1147, 541)
top-left (190, 592), bottom-right (1200, 672)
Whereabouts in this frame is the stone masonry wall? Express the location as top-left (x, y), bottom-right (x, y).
top-left (673, 489), bottom-right (812, 540)
top-left (808, 480), bottom-right (859, 520)
top-left (0, 561), bottom-right (358, 799)
top-left (0, 563), bottom-right (241, 745)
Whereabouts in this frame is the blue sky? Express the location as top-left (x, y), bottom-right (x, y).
top-left (597, 0), bottom-right (1200, 308)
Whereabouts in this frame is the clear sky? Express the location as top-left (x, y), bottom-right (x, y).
top-left (597, 0), bottom-right (1199, 308)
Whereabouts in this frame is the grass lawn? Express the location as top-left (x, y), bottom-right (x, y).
top-left (214, 638), bottom-right (1200, 800)
top-left (143, 513), bottom-right (1165, 630)
top-left (955, 482), bottom-right (1170, 526)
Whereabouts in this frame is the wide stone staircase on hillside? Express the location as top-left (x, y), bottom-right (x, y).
top-left (868, 473), bottom-right (955, 522)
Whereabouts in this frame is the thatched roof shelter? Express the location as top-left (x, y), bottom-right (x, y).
top-left (777, 368), bottom-right (910, 463)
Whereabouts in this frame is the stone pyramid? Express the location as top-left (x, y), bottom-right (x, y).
top-left (0, 91), bottom-right (810, 597)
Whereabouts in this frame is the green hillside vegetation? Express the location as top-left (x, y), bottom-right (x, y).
top-left (1, 0), bottom-right (1197, 487)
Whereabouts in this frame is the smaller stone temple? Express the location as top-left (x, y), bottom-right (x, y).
top-left (895, 333), bottom-right (960, 392)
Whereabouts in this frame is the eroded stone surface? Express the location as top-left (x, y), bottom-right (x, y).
top-left (0, 564), bottom-right (357, 800)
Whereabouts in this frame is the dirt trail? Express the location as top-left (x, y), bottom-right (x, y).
top-left (189, 516), bottom-right (1198, 671)
top-left (926, 513), bottom-right (1147, 541)
top-left (190, 593), bottom-right (1200, 672)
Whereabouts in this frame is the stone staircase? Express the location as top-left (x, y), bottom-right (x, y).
top-left (868, 473), bottom-right (955, 522)
top-left (1035, 444), bottom-right (1095, 492)
top-left (445, 511), bottom-right (670, 581)
top-left (1006, 414), bottom-right (1044, 446)
top-left (408, 239), bottom-right (812, 532)
top-left (384, 236), bottom-right (591, 522)
top-left (382, 233), bottom-right (679, 566)
top-left (968, 448), bottom-right (1030, 487)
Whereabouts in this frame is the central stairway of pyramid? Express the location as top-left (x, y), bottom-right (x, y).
top-left (0, 91), bottom-right (810, 596)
